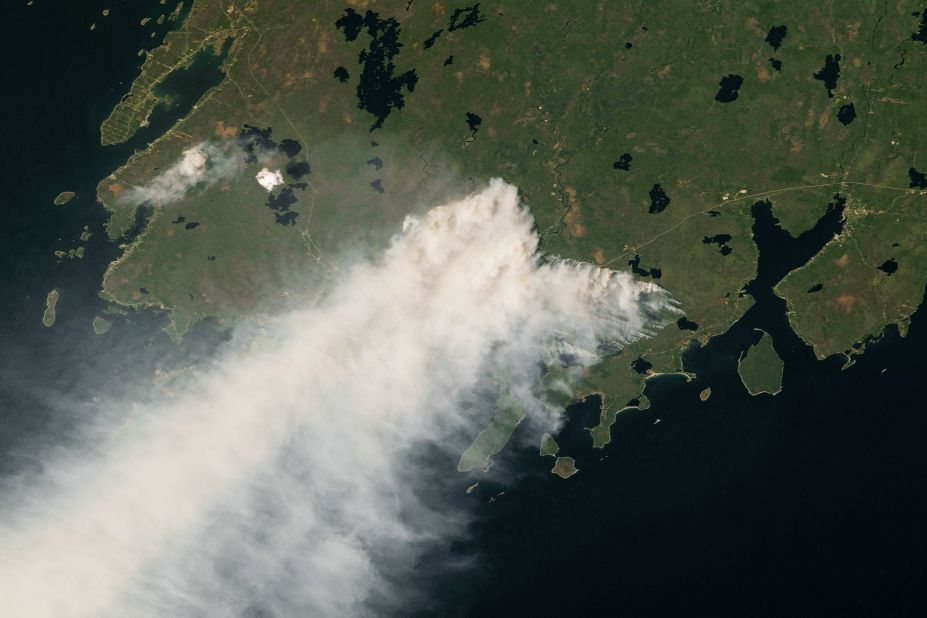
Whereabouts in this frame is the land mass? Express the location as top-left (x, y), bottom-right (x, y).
top-left (552, 456), bottom-right (578, 479)
top-left (738, 330), bottom-right (785, 396)
top-left (42, 289), bottom-right (59, 328)
top-left (53, 191), bottom-right (76, 206)
top-left (539, 433), bottom-right (559, 457)
top-left (95, 0), bottom-right (927, 468)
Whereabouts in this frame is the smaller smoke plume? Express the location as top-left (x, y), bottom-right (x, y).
top-left (122, 142), bottom-right (241, 206)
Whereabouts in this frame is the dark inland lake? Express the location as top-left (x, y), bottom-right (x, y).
top-left (3, 4), bottom-right (926, 617)
top-left (444, 198), bottom-right (927, 616)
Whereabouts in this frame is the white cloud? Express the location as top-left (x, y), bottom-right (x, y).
top-left (255, 168), bottom-right (284, 192)
top-left (0, 179), bottom-right (673, 616)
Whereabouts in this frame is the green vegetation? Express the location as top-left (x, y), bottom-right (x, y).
top-left (99, 1), bottom-right (225, 148)
top-left (457, 393), bottom-right (525, 472)
top-left (56, 246), bottom-right (86, 261)
top-left (54, 228), bottom-right (91, 261)
top-left (552, 457), bottom-right (578, 479)
top-left (102, 304), bottom-right (128, 316)
top-left (737, 330), bottom-right (784, 396)
top-left (539, 433), bottom-right (559, 457)
top-left (92, 316), bottom-right (114, 335)
top-left (42, 289), bottom-right (59, 327)
top-left (97, 1), bottom-right (927, 464)
top-left (53, 191), bottom-right (75, 206)
top-left (777, 189), bottom-right (927, 359)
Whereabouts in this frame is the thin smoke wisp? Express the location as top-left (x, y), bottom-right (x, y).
top-left (0, 179), bottom-right (673, 616)
top-left (121, 142), bottom-right (241, 206)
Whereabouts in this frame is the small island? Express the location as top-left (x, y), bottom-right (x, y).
top-left (539, 433), bottom-right (559, 457)
top-left (737, 330), bottom-right (784, 396)
top-left (55, 247), bottom-right (86, 260)
top-left (53, 191), bottom-right (76, 206)
top-left (552, 456), bottom-right (578, 479)
top-left (42, 289), bottom-right (59, 327)
top-left (92, 316), bottom-right (113, 335)
top-left (457, 394), bottom-right (526, 472)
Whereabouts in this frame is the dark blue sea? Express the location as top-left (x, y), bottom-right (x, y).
top-left (445, 198), bottom-right (927, 616)
top-left (2, 2), bottom-right (926, 616)
top-left (0, 1), bottom-right (228, 461)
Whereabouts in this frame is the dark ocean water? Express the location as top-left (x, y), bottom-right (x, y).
top-left (0, 1), bottom-right (228, 464)
top-left (3, 3), bottom-right (926, 617)
top-left (454, 204), bottom-right (927, 615)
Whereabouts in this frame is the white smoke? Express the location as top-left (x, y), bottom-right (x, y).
top-left (122, 142), bottom-right (241, 205)
top-left (0, 179), bottom-right (672, 616)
